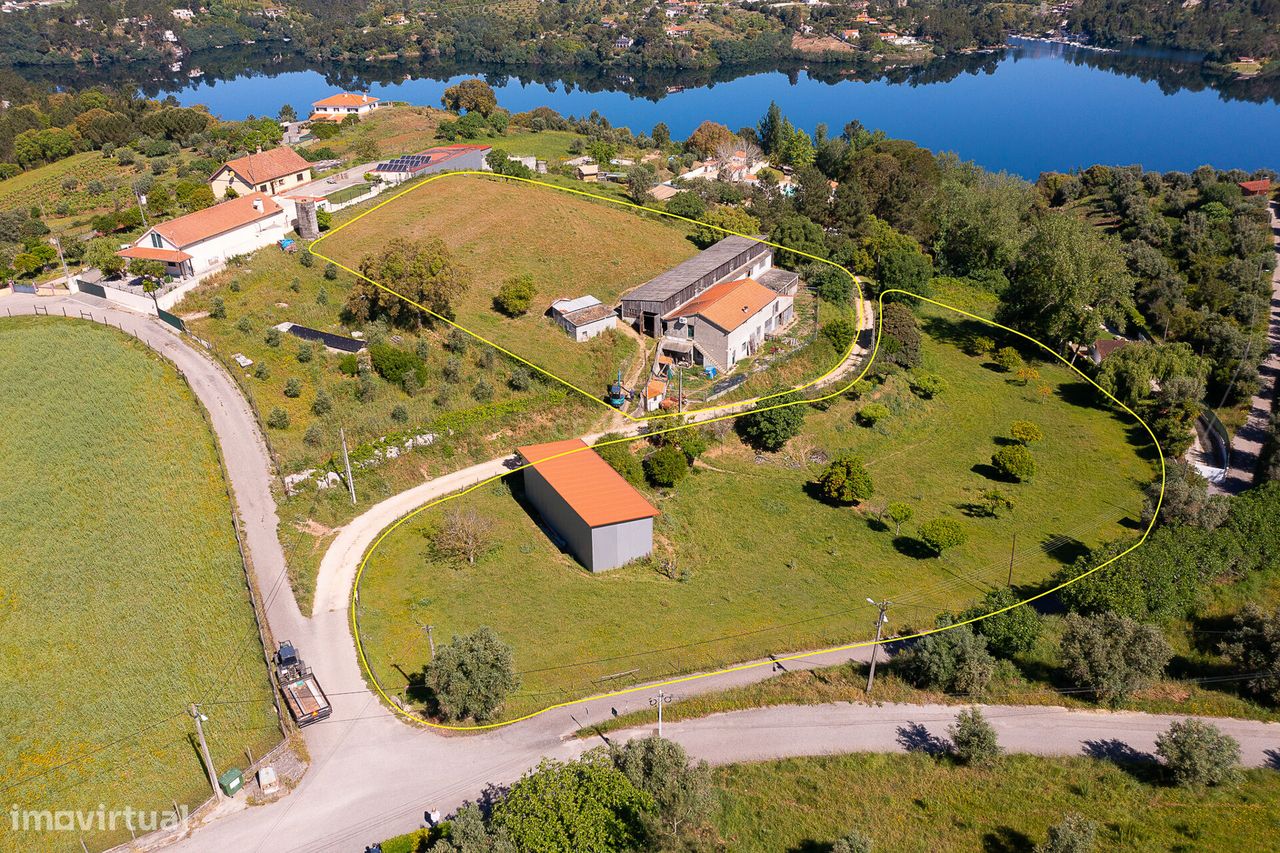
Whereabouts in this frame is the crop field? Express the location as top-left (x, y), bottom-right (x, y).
top-left (355, 305), bottom-right (1155, 721)
top-left (711, 752), bottom-right (1280, 852)
top-left (317, 174), bottom-right (700, 399)
top-left (0, 319), bottom-right (278, 852)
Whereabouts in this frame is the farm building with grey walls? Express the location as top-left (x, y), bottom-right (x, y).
top-left (517, 439), bottom-right (659, 572)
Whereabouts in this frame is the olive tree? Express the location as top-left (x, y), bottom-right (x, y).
top-left (425, 626), bottom-right (519, 722)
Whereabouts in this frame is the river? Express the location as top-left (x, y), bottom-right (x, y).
top-left (152, 39), bottom-right (1280, 178)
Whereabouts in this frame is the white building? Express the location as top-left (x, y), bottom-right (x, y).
top-left (208, 147), bottom-right (313, 199)
top-left (310, 93), bottom-right (381, 122)
top-left (117, 193), bottom-right (287, 279)
top-left (660, 277), bottom-right (795, 371)
top-left (549, 296), bottom-right (618, 342)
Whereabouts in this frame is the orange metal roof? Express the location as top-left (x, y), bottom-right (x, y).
top-left (117, 246), bottom-right (193, 262)
top-left (644, 379), bottom-right (667, 399)
top-left (221, 147), bottom-right (311, 184)
top-left (312, 92), bottom-right (380, 108)
top-left (663, 277), bottom-right (779, 333)
top-left (1239, 179), bottom-right (1272, 194)
top-left (518, 439), bottom-right (659, 528)
top-left (149, 193), bottom-right (281, 249)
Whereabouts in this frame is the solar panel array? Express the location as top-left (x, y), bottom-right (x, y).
top-left (375, 154), bottom-right (434, 172)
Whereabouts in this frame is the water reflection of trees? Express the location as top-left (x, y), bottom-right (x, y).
top-left (12, 39), bottom-right (1278, 106)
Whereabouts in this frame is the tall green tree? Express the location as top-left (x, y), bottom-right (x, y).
top-left (424, 626), bottom-right (519, 722)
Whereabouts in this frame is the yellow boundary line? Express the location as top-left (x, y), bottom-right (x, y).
top-left (309, 171), bottom-right (1166, 731)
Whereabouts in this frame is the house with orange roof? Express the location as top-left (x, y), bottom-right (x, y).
top-left (208, 146), bottom-right (313, 199)
top-left (310, 92), bottom-right (381, 122)
top-left (517, 439), bottom-right (659, 571)
top-left (1239, 178), bottom-right (1272, 197)
top-left (116, 192), bottom-right (287, 279)
top-left (660, 276), bottom-right (795, 370)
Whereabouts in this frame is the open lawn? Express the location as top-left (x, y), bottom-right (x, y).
top-left (356, 306), bottom-right (1155, 721)
top-left (711, 752), bottom-right (1280, 852)
top-left (317, 173), bottom-right (700, 399)
top-left (0, 318), bottom-right (278, 851)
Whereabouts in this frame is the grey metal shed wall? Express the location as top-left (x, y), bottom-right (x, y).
top-left (523, 467), bottom-right (595, 569)
top-left (590, 518), bottom-right (655, 571)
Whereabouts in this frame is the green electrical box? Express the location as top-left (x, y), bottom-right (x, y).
top-left (218, 767), bottom-right (243, 797)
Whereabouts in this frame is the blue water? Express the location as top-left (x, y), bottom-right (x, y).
top-left (170, 44), bottom-right (1280, 178)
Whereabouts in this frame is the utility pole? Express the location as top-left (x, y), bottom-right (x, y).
top-left (339, 427), bottom-right (356, 505)
top-left (1007, 533), bottom-right (1017, 588)
top-left (650, 689), bottom-right (672, 738)
top-left (677, 367), bottom-right (683, 413)
top-left (135, 191), bottom-right (149, 229)
top-left (864, 598), bottom-right (890, 695)
top-left (50, 235), bottom-right (70, 289)
top-left (426, 624), bottom-right (435, 659)
top-left (189, 704), bottom-right (222, 801)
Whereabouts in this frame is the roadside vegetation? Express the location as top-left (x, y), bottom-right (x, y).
top-left (0, 318), bottom-right (278, 852)
top-left (357, 302), bottom-right (1153, 723)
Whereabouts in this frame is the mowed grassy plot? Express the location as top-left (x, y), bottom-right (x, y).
top-left (712, 752), bottom-right (1280, 852)
top-left (0, 319), bottom-right (277, 851)
top-left (317, 174), bottom-right (700, 397)
top-left (356, 308), bottom-right (1153, 721)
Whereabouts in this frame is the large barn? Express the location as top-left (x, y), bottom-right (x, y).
top-left (517, 439), bottom-right (659, 572)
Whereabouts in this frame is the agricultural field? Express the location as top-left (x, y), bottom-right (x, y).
top-left (711, 752), bottom-right (1280, 852)
top-left (355, 304), bottom-right (1155, 721)
top-left (0, 318), bottom-right (278, 852)
top-left (317, 174), bottom-right (700, 399)
top-left (176, 245), bottom-right (605, 610)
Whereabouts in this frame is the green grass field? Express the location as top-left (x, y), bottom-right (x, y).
top-left (356, 306), bottom-right (1155, 721)
top-left (711, 752), bottom-right (1280, 852)
top-left (317, 174), bottom-right (699, 397)
top-left (0, 318), bottom-right (279, 851)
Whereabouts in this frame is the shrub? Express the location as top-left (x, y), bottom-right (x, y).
top-left (253, 362), bottom-right (270, 380)
top-left (303, 423), bottom-right (323, 447)
top-left (424, 626), bottom-right (518, 722)
top-left (390, 404), bottom-right (409, 423)
top-left (884, 501), bottom-right (913, 534)
top-left (856, 402), bottom-right (890, 427)
top-left (338, 354), bottom-right (359, 376)
top-left (992, 445), bottom-right (1035, 481)
top-left (1010, 420), bottom-right (1044, 445)
top-left (645, 445), bottom-right (690, 487)
top-left (1036, 814), bottom-right (1098, 853)
top-left (918, 518), bottom-right (967, 556)
top-left (472, 379), bottom-right (494, 402)
top-left (831, 829), bottom-right (873, 853)
top-left (960, 588), bottom-right (1041, 657)
top-left (287, 278), bottom-right (299, 293)
top-left (814, 453), bottom-right (873, 504)
top-left (994, 346), bottom-right (1023, 372)
top-left (266, 407), bottom-right (289, 429)
top-left (977, 488), bottom-right (1015, 518)
top-left (402, 370), bottom-right (421, 396)
top-left (299, 250), bottom-right (313, 267)
top-left (356, 375), bottom-right (375, 403)
top-left (948, 707), bottom-right (1002, 766)
top-left (311, 388), bottom-right (332, 416)
top-left (822, 317), bottom-right (857, 354)
top-left (445, 328), bottom-right (469, 353)
top-left (369, 343), bottom-right (424, 385)
top-left (297, 344), bottom-right (313, 363)
top-left (509, 367), bottom-right (533, 391)
top-left (494, 273), bottom-right (538, 316)
top-left (323, 262), bottom-right (338, 280)
top-left (443, 356), bottom-right (462, 383)
top-left (1155, 719), bottom-right (1241, 788)
top-left (737, 392), bottom-right (805, 452)
top-left (909, 372), bottom-right (947, 399)
top-left (1059, 612), bottom-right (1171, 704)
top-left (1220, 604), bottom-right (1280, 703)
top-left (898, 625), bottom-right (996, 695)
top-left (596, 435), bottom-right (645, 485)
top-left (316, 287), bottom-right (328, 305)
top-left (210, 296), bottom-right (226, 319)
top-left (265, 327), bottom-right (282, 347)
top-left (235, 316), bottom-right (253, 334)
top-left (284, 378), bottom-right (302, 398)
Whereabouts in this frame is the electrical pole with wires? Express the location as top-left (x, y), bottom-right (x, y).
top-left (864, 598), bottom-right (891, 694)
top-left (189, 704), bottom-right (222, 801)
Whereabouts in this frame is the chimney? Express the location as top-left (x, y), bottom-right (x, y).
top-left (252, 198), bottom-right (263, 212)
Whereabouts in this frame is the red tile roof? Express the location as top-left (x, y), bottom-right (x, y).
top-left (663, 277), bottom-right (780, 332)
top-left (117, 246), bottom-right (193, 263)
top-left (221, 147), bottom-right (311, 185)
top-left (312, 93), bottom-right (380, 109)
top-left (518, 439), bottom-right (659, 528)
top-left (1239, 179), bottom-right (1272, 195)
top-left (149, 193), bottom-right (281, 249)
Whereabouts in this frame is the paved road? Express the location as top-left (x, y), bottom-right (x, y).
top-left (1219, 201), bottom-right (1280, 494)
top-left (16, 289), bottom-right (1280, 853)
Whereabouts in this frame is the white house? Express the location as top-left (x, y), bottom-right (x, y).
top-left (208, 147), bottom-right (313, 199)
top-left (310, 93), bottom-right (381, 122)
top-left (117, 193), bottom-right (287, 279)
top-left (549, 296), bottom-right (618, 341)
top-left (660, 277), bottom-right (794, 371)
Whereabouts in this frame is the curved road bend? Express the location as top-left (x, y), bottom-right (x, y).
top-left (34, 292), bottom-right (1277, 852)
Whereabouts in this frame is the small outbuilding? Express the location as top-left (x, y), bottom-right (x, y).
top-left (518, 439), bottom-right (659, 572)
top-left (549, 296), bottom-right (617, 341)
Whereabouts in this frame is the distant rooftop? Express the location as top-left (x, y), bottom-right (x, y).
top-left (623, 235), bottom-right (766, 306)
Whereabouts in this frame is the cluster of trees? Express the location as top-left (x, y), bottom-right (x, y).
top-left (349, 237), bottom-right (470, 328)
top-left (1068, 0), bottom-right (1280, 61)
top-left (595, 421), bottom-right (710, 491)
top-left (415, 735), bottom-right (713, 852)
